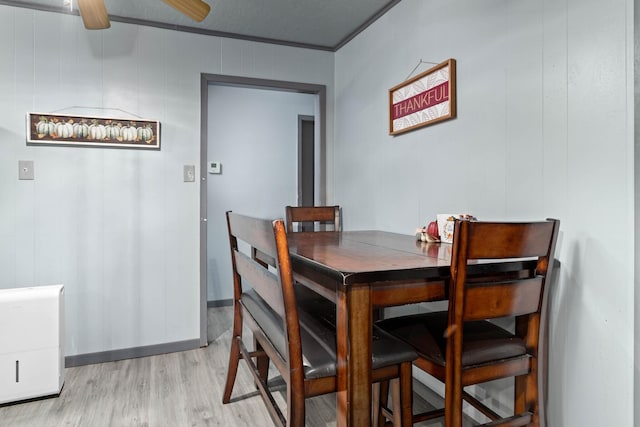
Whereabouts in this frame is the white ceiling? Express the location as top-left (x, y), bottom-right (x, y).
top-left (0, 0), bottom-right (401, 51)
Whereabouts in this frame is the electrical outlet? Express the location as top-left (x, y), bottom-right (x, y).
top-left (183, 165), bottom-right (195, 182)
top-left (18, 160), bottom-right (34, 180)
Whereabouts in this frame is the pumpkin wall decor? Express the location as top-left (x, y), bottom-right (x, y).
top-left (27, 113), bottom-right (160, 150)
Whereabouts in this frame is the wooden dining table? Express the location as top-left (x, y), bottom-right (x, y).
top-left (286, 230), bottom-right (542, 427)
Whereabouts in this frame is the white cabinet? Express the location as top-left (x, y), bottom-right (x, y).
top-left (0, 285), bottom-right (65, 404)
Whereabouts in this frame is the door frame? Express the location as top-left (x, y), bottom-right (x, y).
top-left (199, 73), bottom-right (327, 345)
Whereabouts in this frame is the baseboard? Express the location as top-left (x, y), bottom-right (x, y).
top-left (207, 298), bottom-right (233, 308)
top-left (64, 339), bottom-right (201, 367)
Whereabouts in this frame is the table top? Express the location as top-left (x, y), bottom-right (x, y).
top-left (287, 230), bottom-right (536, 285)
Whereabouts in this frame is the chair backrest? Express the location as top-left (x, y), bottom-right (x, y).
top-left (285, 205), bottom-right (340, 233)
top-left (449, 219), bottom-right (559, 322)
top-left (226, 211), bottom-right (305, 388)
top-left (447, 218), bottom-right (560, 349)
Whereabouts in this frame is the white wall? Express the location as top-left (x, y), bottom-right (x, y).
top-left (206, 85), bottom-right (317, 301)
top-left (0, 5), bottom-right (333, 359)
top-left (334, 0), bottom-right (634, 426)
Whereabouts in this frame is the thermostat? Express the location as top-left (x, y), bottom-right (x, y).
top-left (208, 161), bottom-right (222, 174)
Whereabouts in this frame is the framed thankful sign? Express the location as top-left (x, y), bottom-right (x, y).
top-left (389, 58), bottom-right (456, 135)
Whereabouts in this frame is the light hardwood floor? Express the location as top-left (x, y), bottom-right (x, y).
top-left (0, 307), bottom-right (451, 427)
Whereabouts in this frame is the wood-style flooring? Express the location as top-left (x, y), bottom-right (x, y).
top-left (0, 307), bottom-right (452, 427)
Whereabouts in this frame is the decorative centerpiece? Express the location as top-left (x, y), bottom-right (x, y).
top-left (417, 214), bottom-right (477, 244)
top-left (416, 220), bottom-right (440, 242)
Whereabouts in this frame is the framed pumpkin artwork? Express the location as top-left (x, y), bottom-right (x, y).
top-left (27, 113), bottom-right (161, 150)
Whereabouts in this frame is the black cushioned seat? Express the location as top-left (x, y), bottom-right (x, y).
top-left (242, 287), bottom-right (417, 380)
top-left (376, 311), bottom-right (526, 367)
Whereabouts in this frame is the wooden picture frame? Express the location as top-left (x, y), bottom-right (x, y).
top-left (389, 58), bottom-right (456, 135)
top-left (27, 113), bottom-right (160, 150)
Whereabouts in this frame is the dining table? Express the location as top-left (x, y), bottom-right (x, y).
top-left (286, 230), bottom-right (545, 427)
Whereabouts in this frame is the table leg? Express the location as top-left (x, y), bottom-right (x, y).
top-left (336, 285), bottom-right (373, 426)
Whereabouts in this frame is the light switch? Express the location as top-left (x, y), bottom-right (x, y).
top-left (183, 165), bottom-right (195, 182)
top-left (18, 160), bottom-right (34, 180)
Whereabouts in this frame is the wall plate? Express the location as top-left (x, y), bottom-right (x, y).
top-left (183, 165), bottom-right (195, 182)
top-left (18, 160), bottom-right (34, 180)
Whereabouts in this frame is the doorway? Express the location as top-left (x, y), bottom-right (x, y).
top-left (298, 115), bottom-right (316, 233)
top-left (199, 74), bottom-right (327, 345)
top-left (297, 115), bottom-right (316, 232)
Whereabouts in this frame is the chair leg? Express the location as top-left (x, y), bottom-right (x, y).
top-left (515, 369), bottom-right (540, 427)
top-left (286, 381), bottom-right (306, 427)
top-left (222, 335), bottom-right (241, 403)
top-left (390, 378), bottom-right (403, 427)
top-left (396, 362), bottom-right (414, 427)
top-left (223, 303), bottom-right (244, 404)
top-left (375, 380), bottom-right (391, 427)
top-left (375, 364), bottom-right (414, 427)
top-left (444, 373), bottom-right (464, 427)
top-left (372, 382), bottom-right (381, 427)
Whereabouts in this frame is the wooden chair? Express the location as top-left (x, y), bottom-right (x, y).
top-left (222, 211), bottom-right (417, 427)
top-left (375, 218), bottom-right (560, 427)
top-left (285, 205), bottom-right (340, 233)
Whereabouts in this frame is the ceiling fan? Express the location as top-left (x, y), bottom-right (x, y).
top-left (76, 0), bottom-right (211, 30)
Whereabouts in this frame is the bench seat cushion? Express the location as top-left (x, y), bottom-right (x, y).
top-left (241, 287), bottom-right (416, 380)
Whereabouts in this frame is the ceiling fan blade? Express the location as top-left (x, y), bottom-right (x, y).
top-left (77, 0), bottom-right (111, 29)
top-left (163, 0), bottom-right (211, 22)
